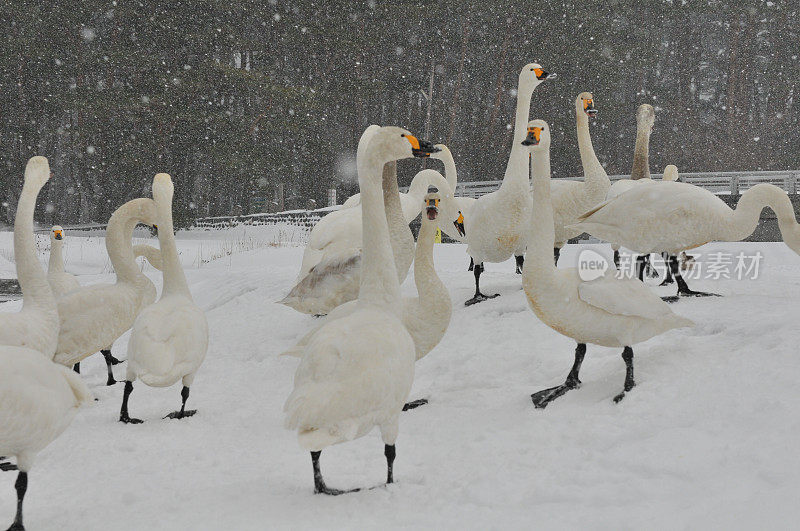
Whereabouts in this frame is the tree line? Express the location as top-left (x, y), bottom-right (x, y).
top-left (1, 0), bottom-right (797, 226)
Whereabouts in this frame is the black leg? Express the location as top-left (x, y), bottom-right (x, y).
top-left (532, 343), bottom-right (587, 409)
top-left (465, 263), bottom-right (499, 306)
top-left (402, 398), bottom-right (428, 411)
top-left (119, 381), bottom-right (143, 424)
top-left (635, 254), bottom-right (647, 282)
top-left (101, 350), bottom-right (118, 386)
top-left (613, 347), bottom-right (636, 403)
top-left (613, 249), bottom-right (620, 269)
top-left (73, 362), bottom-right (80, 374)
top-left (553, 247), bottom-right (561, 266)
top-left (659, 253), bottom-right (675, 285)
top-left (467, 257), bottom-right (474, 271)
top-left (311, 451), bottom-right (359, 495)
top-left (515, 254), bottom-right (524, 274)
top-left (165, 386), bottom-right (197, 419)
top-left (662, 254), bottom-right (719, 302)
top-left (8, 471), bottom-right (27, 531)
top-left (102, 348), bottom-right (124, 365)
top-left (384, 444), bottom-right (396, 484)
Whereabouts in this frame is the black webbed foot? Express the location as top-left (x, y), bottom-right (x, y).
top-left (119, 414), bottom-right (143, 424)
top-left (402, 398), bottom-right (428, 411)
top-left (164, 409), bottom-right (197, 420)
top-left (464, 292), bottom-right (499, 306)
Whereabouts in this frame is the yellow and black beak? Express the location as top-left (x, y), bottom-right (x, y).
top-left (53, 230), bottom-right (63, 240)
top-left (521, 126), bottom-right (542, 146)
top-left (584, 98), bottom-right (598, 117)
top-left (534, 68), bottom-right (555, 81)
top-left (403, 134), bottom-right (440, 158)
top-left (454, 211), bottom-right (465, 237)
top-left (152, 224), bottom-right (159, 236)
top-left (425, 197), bottom-right (440, 220)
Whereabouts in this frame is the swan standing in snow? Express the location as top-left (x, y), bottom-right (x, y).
top-left (284, 127), bottom-right (435, 495)
top-left (572, 179), bottom-right (800, 300)
top-left (53, 198), bottom-right (158, 385)
top-left (283, 190), bottom-right (459, 410)
top-left (120, 174), bottom-right (208, 424)
top-left (0, 347), bottom-right (92, 531)
top-left (462, 63), bottom-right (554, 305)
top-left (280, 143), bottom-right (456, 316)
top-left (546, 92), bottom-right (610, 265)
top-left (520, 120), bottom-right (693, 407)
top-left (0, 157), bottom-right (59, 358)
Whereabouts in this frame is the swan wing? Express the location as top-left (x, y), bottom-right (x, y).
top-left (578, 272), bottom-right (675, 320)
top-left (280, 300), bottom-right (358, 357)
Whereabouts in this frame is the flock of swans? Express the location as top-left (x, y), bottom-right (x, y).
top-left (0, 160), bottom-right (206, 529)
top-left (3, 61), bottom-right (800, 526)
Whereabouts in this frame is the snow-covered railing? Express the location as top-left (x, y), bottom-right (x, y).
top-left (413, 170), bottom-right (800, 198)
top-left (191, 206), bottom-right (341, 231)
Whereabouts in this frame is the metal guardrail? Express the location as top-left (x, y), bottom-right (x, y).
top-left (446, 170), bottom-right (800, 198)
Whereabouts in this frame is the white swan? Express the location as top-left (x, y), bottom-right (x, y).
top-left (47, 226), bottom-right (80, 297)
top-left (520, 120), bottom-right (693, 408)
top-left (429, 144), bottom-right (472, 243)
top-left (0, 346), bottom-right (92, 530)
top-left (283, 190), bottom-right (457, 397)
top-left (283, 127), bottom-right (433, 494)
top-left (120, 174), bottom-right (209, 424)
top-left (280, 161), bottom-right (456, 316)
top-left (462, 63), bottom-right (554, 305)
top-left (572, 179), bottom-right (800, 298)
top-left (546, 92), bottom-right (610, 265)
top-left (53, 198), bottom-right (158, 385)
top-left (0, 157), bottom-right (59, 358)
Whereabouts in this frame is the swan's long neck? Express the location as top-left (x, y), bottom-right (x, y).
top-left (503, 86), bottom-right (536, 189)
top-left (156, 194), bottom-right (191, 298)
top-left (630, 124), bottom-right (651, 180)
top-left (523, 146), bottom-right (557, 283)
top-left (576, 109), bottom-right (608, 190)
top-left (415, 217), bottom-right (448, 310)
top-left (383, 161), bottom-right (412, 280)
top-left (15, 179), bottom-right (54, 309)
top-left (406, 171), bottom-right (431, 204)
top-left (358, 149), bottom-right (401, 308)
top-left (725, 184), bottom-right (800, 252)
top-left (106, 198), bottom-right (157, 284)
top-left (48, 237), bottom-right (65, 274)
top-left (438, 148), bottom-right (458, 191)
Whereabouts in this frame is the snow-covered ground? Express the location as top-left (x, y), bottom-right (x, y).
top-left (1, 226), bottom-right (799, 530)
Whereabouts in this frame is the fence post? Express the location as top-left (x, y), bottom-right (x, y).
top-left (730, 175), bottom-right (739, 196)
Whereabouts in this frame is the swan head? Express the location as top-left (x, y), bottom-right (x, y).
top-left (577, 92), bottom-right (598, 118)
top-left (368, 126), bottom-right (440, 162)
top-left (51, 225), bottom-right (64, 241)
top-left (24, 156), bottom-right (51, 189)
top-left (428, 144), bottom-right (451, 162)
top-left (519, 63), bottom-right (555, 92)
top-left (663, 164), bottom-right (679, 182)
top-left (152, 173), bottom-right (175, 205)
top-left (521, 119), bottom-right (551, 150)
top-left (636, 104), bottom-right (655, 133)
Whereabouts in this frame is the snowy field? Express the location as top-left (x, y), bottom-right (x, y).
top-left (1, 225), bottom-right (799, 530)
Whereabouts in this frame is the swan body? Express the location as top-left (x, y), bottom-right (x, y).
top-left (283, 189), bottom-right (457, 362)
top-left (53, 198), bottom-right (158, 368)
top-left (0, 157), bottom-right (59, 358)
top-left (0, 345), bottom-right (92, 529)
top-left (546, 93), bottom-right (610, 252)
top-left (121, 174), bottom-right (209, 423)
top-left (463, 63), bottom-right (553, 303)
top-left (284, 126), bottom-right (431, 494)
top-left (520, 120), bottom-right (692, 407)
top-left (573, 180), bottom-right (800, 255)
top-left (47, 226), bottom-right (80, 297)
